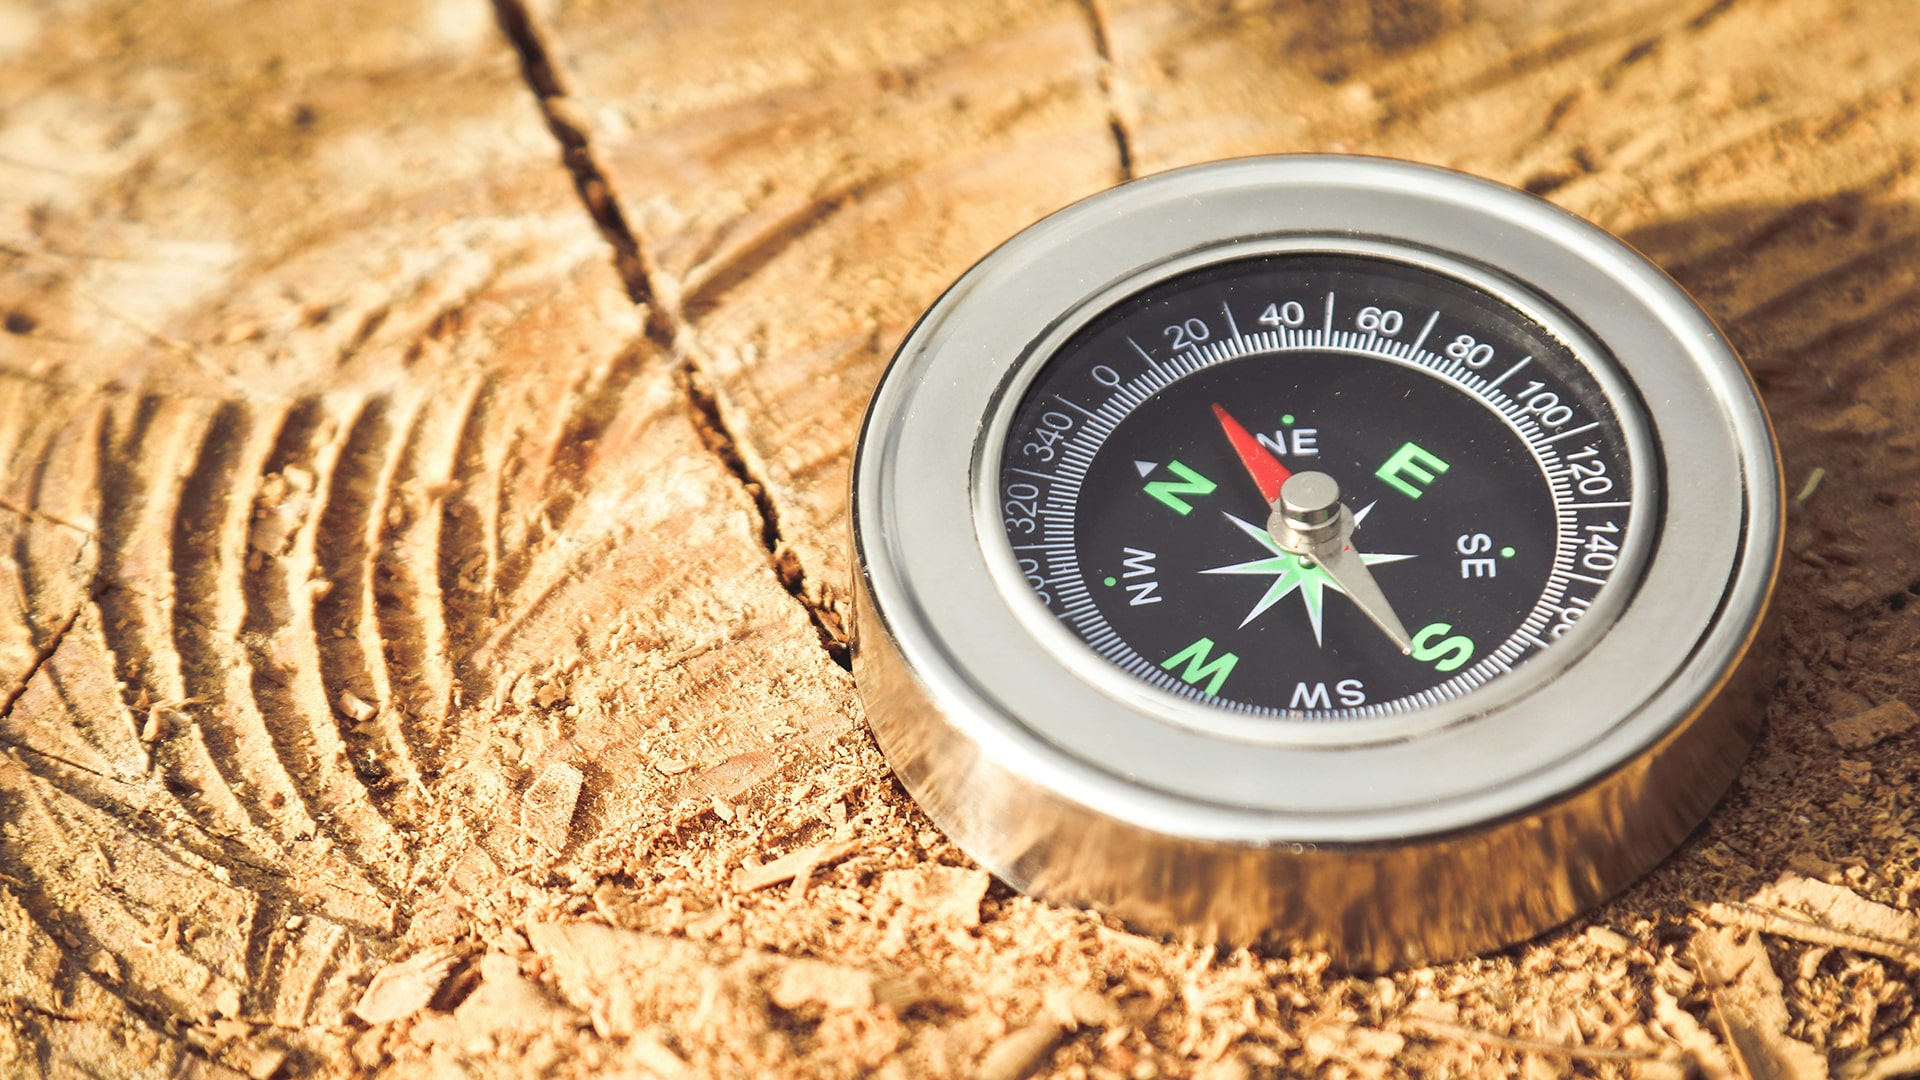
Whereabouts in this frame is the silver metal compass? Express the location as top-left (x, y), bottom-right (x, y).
top-left (850, 155), bottom-right (1780, 969)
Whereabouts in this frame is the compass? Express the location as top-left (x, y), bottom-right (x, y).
top-left (851, 156), bottom-right (1780, 968)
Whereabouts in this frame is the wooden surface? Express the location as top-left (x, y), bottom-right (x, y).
top-left (4, 0), bottom-right (1920, 1076)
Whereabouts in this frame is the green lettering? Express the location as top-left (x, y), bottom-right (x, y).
top-left (1142, 460), bottom-right (1217, 515)
top-left (1162, 637), bottom-right (1239, 697)
top-left (1376, 441), bottom-right (1451, 498)
top-left (1410, 621), bottom-right (1475, 672)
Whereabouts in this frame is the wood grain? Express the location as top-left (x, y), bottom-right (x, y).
top-left (6, 0), bottom-right (1920, 1076)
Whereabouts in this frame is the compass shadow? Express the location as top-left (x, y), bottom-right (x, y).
top-left (1563, 197), bottom-right (1920, 929)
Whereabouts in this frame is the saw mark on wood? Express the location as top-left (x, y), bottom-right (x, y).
top-left (88, 396), bottom-right (268, 830)
top-left (314, 395), bottom-right (428, 814)
top-left (679, 174), bottom-right (893, 323)
top-left (0, 721), bottom-right (293, 892)
top-left (169, 399), bottom-right (329, 851)
top-left (0, 727), bottom-right (123, 788)
top-left (240, 398), bottom-right (406, 898)
top-left (372, 381), bottom-right (479, 781)
top-left (0, 759), bottom-right (250, 1040)
top-left (484, 350), bottom-right (650, 638)
top-left (439, 381), bottom-right (507, 661)
top-left (89, 396), bottom-right (170, 743)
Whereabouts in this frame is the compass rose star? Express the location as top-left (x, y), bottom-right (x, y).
top-left (1201, 513), bottom-right (1414, 645)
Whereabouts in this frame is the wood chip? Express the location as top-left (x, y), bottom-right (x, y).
top-left (521, 761), bottom-right (584, 851)
top-left (1654, 985), bottom-right (1731, 1078)
top-left (1689, 926), bottom-right (1830, 1080)
top-left (1825, 699), bottom-right (1916, 749)
top-left (630, 1033), bottom-right (691, 1080)
top-left (1584, 925), bottom-right (1635, 954)
top-left (881, 865), bottom-right (991, 927)
top-left (1703, 872), bottom-right (1920, 970)
top-left (337, 690), bottom-right (377, 723)
top-left (451, 953), bottom-right (570, 1037)
top-left (351, 945), bottom-right (460, 1024)
top-left (1042, 985), bottom-right (1123, 1029)
top-left (229, 1042), bottom-right (287, 1080)
top-left (1838, 1044), bottom-right (1920, 1080)
top-left (730, 839), bottom-right (857, 892)
top-left (1758, 874), bottom-right (1920, 941)
top-left (768, 958), bottom-right (876, 1011)
top-left (977, 1022), bottom-right (1064, 1080)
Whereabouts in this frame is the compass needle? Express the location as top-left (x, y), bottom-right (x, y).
top-left (855, 155), bottom-right (1782, 968)
top-left (1213, 402), bottom-right (1291, 504)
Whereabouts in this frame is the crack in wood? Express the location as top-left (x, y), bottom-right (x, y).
top-left (0, 734), bottom-right (132, 789)
top-left (0, 605), bottom-right (80, 725)
top-left (491, 0), bottom-right (853, 672)
top-left (1080, 0), bottom-right (1135, 180)
top-left (490, 0), bottom-right (673, 349)
top-left (680, 361), bottom-right (852, 670)
top-left (0, 498), bottom-right (97, 540)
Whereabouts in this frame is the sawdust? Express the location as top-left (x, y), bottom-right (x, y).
top-left (6, 0), bottom-right (1920, 1077)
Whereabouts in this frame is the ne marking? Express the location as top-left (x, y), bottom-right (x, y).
top-left (1221, 300), bottom-right (1241, 339)
top-left (1323, 291), bottom-right (1336, 335)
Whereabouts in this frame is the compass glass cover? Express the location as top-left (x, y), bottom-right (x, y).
top-left (991, 252), bottom-right (1640, 719)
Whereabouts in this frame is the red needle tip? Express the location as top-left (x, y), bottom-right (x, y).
top-left (1211, 403), bottom-right (1292, 505)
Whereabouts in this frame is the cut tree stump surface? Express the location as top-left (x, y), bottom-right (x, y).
top-left (4, 0), bottom-right (1920, 1076)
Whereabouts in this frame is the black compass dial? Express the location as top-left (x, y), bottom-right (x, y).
top-left (993, 253), bottom-right (1640, 718)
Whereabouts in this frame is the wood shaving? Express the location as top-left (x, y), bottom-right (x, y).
top-left (1689, 927), bottom-right (1830, 1080)
top-left (731, 839), bottom-right (858, 892)
top-left (1399, 1015), bottom-right (1662, 1063)
top-left (1705, 874), bottom-right (1920, 968)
